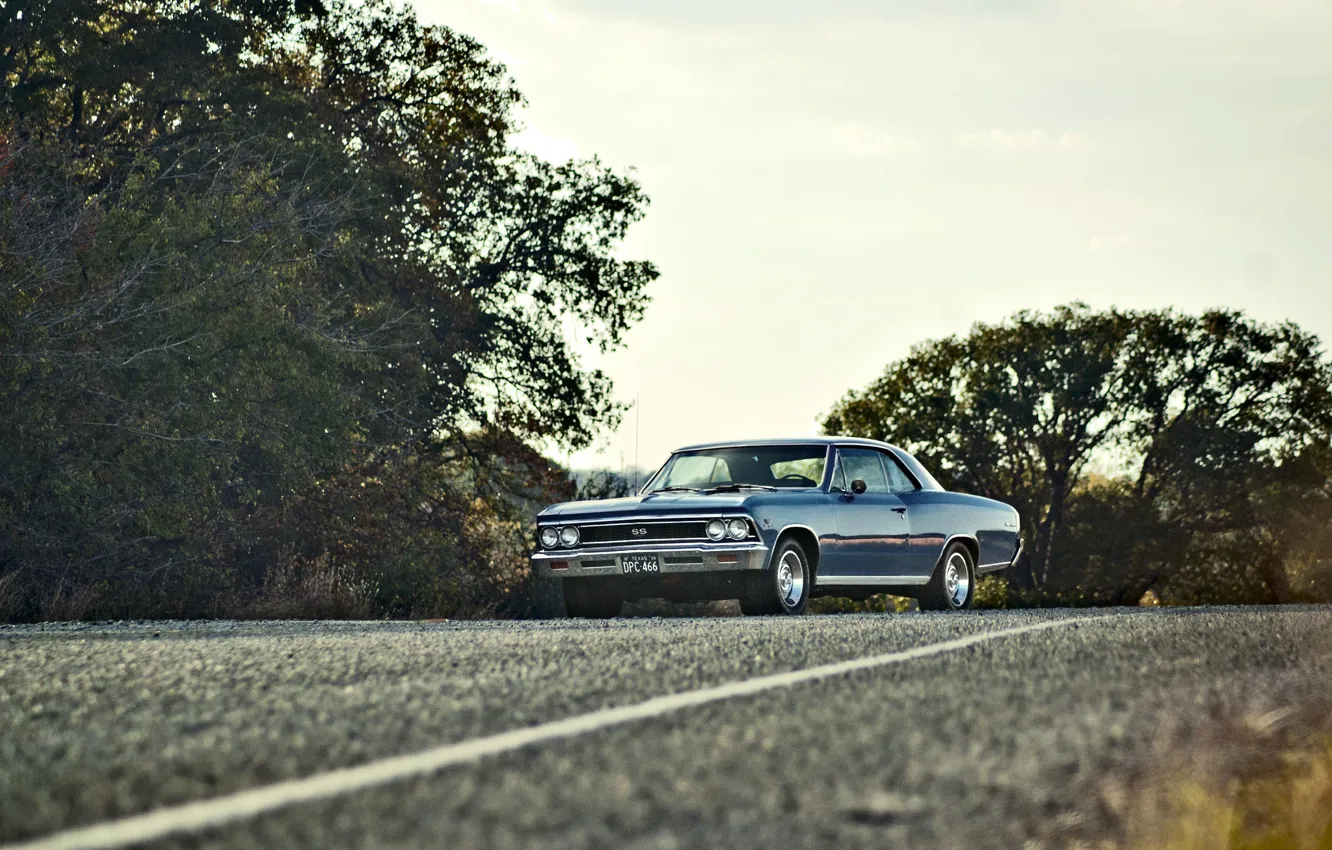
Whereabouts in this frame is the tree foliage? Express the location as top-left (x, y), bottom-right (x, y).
top-left (825, 304), bottom-right (1332, 603)
top-left (0, 0), bottom-right (654, 618)
top-left (576, 470), bottom-right (635, 501)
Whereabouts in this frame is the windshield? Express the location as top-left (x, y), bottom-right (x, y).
top-left (649, 445), bottom-right (828, 491)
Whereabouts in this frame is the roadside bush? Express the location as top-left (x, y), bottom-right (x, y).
top-left (263, 444), bottom-right (570, 621)
top-left (35, 581), bottom-right (102, 623)
top-left (971, 576), bottom-right (1009, 609)
top-left (0, 571), bottom-right (24, 623)
top-left (240, 556), bottom-right (378, 620)
top-left (807, 594), bottom-right (913, 614)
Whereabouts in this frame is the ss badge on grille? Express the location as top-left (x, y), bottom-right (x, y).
top-left (631, 527), bottom-right (648, 536)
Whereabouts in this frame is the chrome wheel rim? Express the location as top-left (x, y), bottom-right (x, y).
top-left (944, 552), bottom-right (970, 607)
top-left (777, 550), bottom-right (805, 607)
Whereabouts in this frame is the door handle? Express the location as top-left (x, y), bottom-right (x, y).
top-left (892, 507), bottom-right (907, 515)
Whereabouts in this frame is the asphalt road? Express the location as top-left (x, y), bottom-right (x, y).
top-left (3, 607), bottom-right (1331, 849)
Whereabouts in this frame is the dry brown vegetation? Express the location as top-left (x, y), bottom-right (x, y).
top-left (237, 556), bottom-right (378, 621)
top-left (1082, 694), bottom-right (1332, 850)
top-left (0, 571), bottom-right (23, 621)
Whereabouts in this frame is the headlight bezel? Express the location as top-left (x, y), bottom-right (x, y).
top-left (705, 519), bottom-right (727, 541)
top-left (539, 527), bottom-right (560, 549)
top-left (558, 525), bottom-right (580, 548)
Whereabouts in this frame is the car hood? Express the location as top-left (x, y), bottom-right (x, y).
top-left (538, 492), bottom-right (755, 521)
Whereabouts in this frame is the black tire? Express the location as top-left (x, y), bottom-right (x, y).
top-left (562, 579), bottom-right (623, 618)
top-left (740, 538), bottom-right (811, 616)
top-left (918, 542), bottom-right (976, 611)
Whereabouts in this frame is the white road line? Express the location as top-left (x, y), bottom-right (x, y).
top-left (8, 617), bottom-right (1085, 850)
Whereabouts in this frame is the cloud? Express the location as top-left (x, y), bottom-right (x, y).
top-left (476, 0), bottom-right (523, 13)
top-left (552, 0), bottom-right (1043, 29)
top-left (953, 129), bottom-right (1089, 150)
top-left (1087, 233), bottom-right (1135, 253)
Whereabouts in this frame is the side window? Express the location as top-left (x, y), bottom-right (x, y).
top-left (880, 452), bottom-right (918, 493)
top-left (840, 449), bottom-right (889, 493)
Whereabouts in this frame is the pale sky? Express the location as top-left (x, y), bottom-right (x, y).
top-left (415, 0), bottom-right (1332, 473)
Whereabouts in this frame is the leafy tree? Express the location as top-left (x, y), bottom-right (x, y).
top-left (825, 305), bottom-right (1332, 602)
top-left (0, 0), bottom-right (656, 618)
top-left (825, 305), bottom-right (1137, 587)
top-left (577, 470), bottom-right (634, 501)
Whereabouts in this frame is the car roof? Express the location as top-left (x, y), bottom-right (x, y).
top-left (672, 436), bottom-right (902, 452)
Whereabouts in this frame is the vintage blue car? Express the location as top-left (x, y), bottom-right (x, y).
top-left (532, 438), bottom-right (1022, 617)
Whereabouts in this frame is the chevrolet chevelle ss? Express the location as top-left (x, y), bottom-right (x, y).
top-left (532, 438), bottom-right (1022, 617)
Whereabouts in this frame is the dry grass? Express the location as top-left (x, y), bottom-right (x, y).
top-left (36, 579), bottom-right (99, 622)
top-left (807, 593), bottom-right (915, 614)
top-left (0, 570), bottom-right (23, 622)
top-left (1109, 741), bottom-right (1332, 850)
top-left (240, 555), bottom-right (378, 620)
top-left (1084, 697), bottom-right (1332, 850)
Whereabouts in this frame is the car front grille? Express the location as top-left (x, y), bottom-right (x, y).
top-left (578, 521), bottom-right (709, 546)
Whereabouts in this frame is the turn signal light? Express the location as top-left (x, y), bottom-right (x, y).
top-left (550, 561), bottom-right (570, 571)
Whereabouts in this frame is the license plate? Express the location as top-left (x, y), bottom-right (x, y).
top-left (621, 553), bottom-right (661, 575)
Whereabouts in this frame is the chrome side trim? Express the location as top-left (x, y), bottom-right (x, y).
top-left (816, 574), bottom-right (931, 587)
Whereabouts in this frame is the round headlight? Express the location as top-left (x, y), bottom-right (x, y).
top-left (539, 527), bottom-right (560, 549)
top-left (706, 519), bottom-right (726, 541)
top-left (558, 526), bottom-right (580, 548)
top-left (726, 519), bottom-right (749, 540)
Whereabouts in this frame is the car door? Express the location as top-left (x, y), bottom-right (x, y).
top-left (883, 450), bottom-right (947, 580)
top-left (826, 448), bottom-right (911, 578)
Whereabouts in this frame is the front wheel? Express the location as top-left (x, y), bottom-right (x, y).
top-left (740, 539), bottom-right (810, 615)
top-left (563, 579), bottom-right (623, 618)
top-left (918, 542), bottom-right (975, 611)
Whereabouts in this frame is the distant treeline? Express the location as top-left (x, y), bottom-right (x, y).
top-left (825, 304), bottom-right (1332, 606)
top-left (0, 0), bottom-right (650, 620)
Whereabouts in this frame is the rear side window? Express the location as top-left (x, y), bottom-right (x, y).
top-left (839, 449), bottom-right (889, 493)
top-left (881, 452), bottom-right (918, 493)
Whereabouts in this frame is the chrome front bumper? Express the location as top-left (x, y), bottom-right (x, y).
top-left (531, 541), bottom-right (770, 579)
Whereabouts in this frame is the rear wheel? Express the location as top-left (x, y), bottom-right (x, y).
top-left (562, 579), bottom-right (623, 618)
top-left (919, 542), bottom-right (975, 611)
top-left (740, 539), bottom-right (810, 616)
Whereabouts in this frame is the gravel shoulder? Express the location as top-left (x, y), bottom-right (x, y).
top-left (3, 607), bottom-right (1330, 848)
